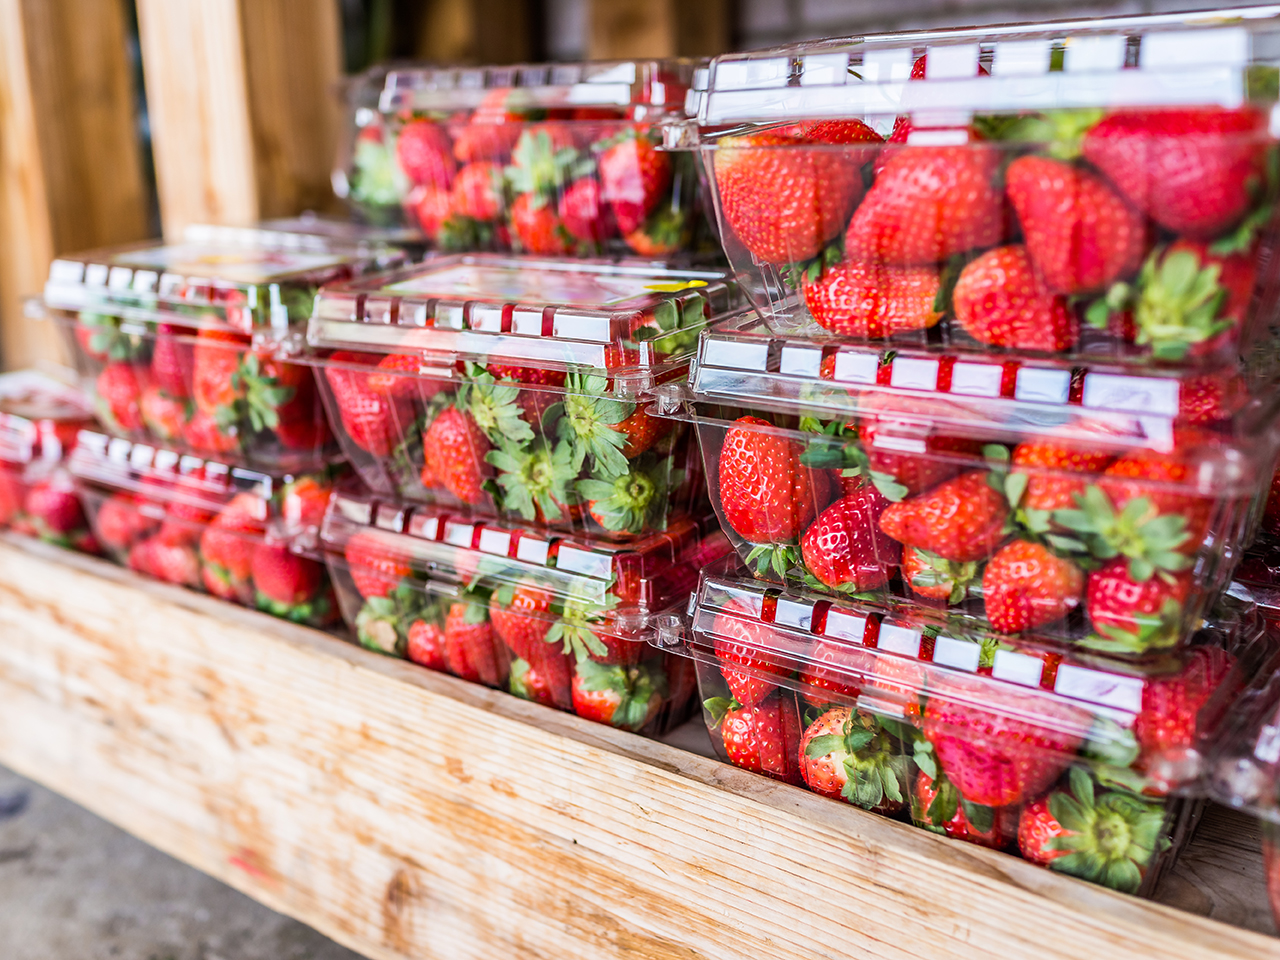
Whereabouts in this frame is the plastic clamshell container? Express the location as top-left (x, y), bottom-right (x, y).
top-left (657, 556), bottom-right (1272, 895)
top-left (68, 430), bottom-right (341, 628)
top-left (0, 371), bottom-right (96, 549)
top-left (343, 58), bottom-right (711, 256)
top-left (672, 8), bottom-right (1280, 369)
top-left (320, 484), bottom-right (730, 733)
top-left (654, 308), bottom-right (1280, 656)
top-left (333, 63), bottom-right (410, 228)
top-left (306, 255), bottom-right (743, 538)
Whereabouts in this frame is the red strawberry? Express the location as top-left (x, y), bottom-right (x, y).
top-left (884, 54), bottom-right (987, 148)
top-left (94, 493), bottom-right (158, 554)
top-left (845, 144), bottom-right (1002, 265)
top-left (192, 328), bottom-right (248, 420)
top-left (598, 131), bottom-right (672, 235)
top-left (798, 638), bottom-right (872, 706)
top-left (711, 597), bottom-right (791, 708)
top-left (1005, 156), bottom-right (1146, 295)
top-left (0, 465), bottom-right (23, 528)
top-left (923, 673), bottom-right (1088, 807)
top-left (139, 386), bottom-right (189, 442)
top-left (1011, 438), bottom-right (1114, 513)
top-left (802, 260), bottom-right (943, 337)
top-left (24, 478), bottom-right (88, 544)
top-left (1082, 106), bottom-right (1268, 238)
top-left (251, 543), bottom-right (325, 618)
top-left (258, 358), bottom-right (330, 452)
top-left (396, 120), bottom-right (456, 188)
top-left (717, 416), bottom-right (831, 544)
top-left (878, 471), bottom-right (1009, 563)
top-left (1086, 559), bottom-right (1192, 651)
top-left (280, 475), bottom-right (331, 531)
top-left (182, 408), bottom-right (238, 455)
top-left (510, 193), bottom-right (573, 255)
top-left (95, 363), bottom-right (145, 432)
top-left (981, 540), bottom-right (1083, 633)
top-left (706, 694), bottom-right (803, 784)
top-left (343, 530), bottom-right (411, 600)
top-left (793, 119), bottom-right (883, 146)
top-left (411, 185), bottom-right (452, 240)
top-left (1097, 437), bottom-right (1212, 548)
top-left (799, 706), bottom-right (907, 813)
top-left (1263, 467), bottom-right (1280, 539)
top-left (129, 536), bottom-right (201, 587)
top-left (443, 601), bottom-right (505, 687)
top-left (915, 770), bottom-right (1009, 850)
top-left (800, 484), bottom-right (900, 591)
top-left (558, 177), bottom-right (615, 243)
top-left (324, 351), bottom-right (415, 458)
top-left (570, 658), bottom-right (664, 731)
top-left (953, 245), bottom-right (1078, 352)
top-left (508, 655), bottom-right (568, 708)
top-left (150, 325), bottom-right (193, 398)
top-left (422, 406), bottom-right (492, 505)
top-left (622, 206), bottom-right (688, 257)
top-left (1133, 644), bottom-right (1234, 778)
top-left (713, 131), bottom-right (866, 265)
top-left (450, 161), bottom-right (505, 220)
top-left (199, 493), bottom-right (264, 602)
top-left (1176, 371), bottom-right (1245, 427)
top-left (406, 618), bottom-right (447, 672)
top-left (452, 92), bottom-right (523, 162)
top-left (855, 395), bottom-right (985, 497)
top-left (902, 546), bottom-right (976, 603)
top-left (488, 581), bottom-right (554, 663)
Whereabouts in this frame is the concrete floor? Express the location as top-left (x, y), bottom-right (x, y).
top-left (0, 765), bottom-right (363, 960)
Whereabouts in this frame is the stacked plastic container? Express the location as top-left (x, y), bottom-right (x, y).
top-left (646, 8), bottom-right (1280, 894)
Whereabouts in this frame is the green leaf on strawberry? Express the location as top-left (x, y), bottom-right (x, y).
top-left (487, 438), bottom-right (578, 522)
top-left (459, 364), bottom-right (535, 445)
top-left (224, 351), bottom-right (296, 433)
top-left (704, 696), bottom-right (737, 727)
top-left (577, 454), bottom-right (671, 535)
top-left (576, 657), bottom-right (666, 731)
top-left (355, 583), bottom-right (434, 656)
top-left (559, 372), bottom-right (633, 477)
top-left (1053, 486), bottom-right (1190, 580)
top-left (507, 128), bottom-right (580, 199)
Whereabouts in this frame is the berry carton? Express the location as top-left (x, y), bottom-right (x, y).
top-left (306, 254), bottom-right (742, 539)
top-left (321, 484), bottom-right (730, 734)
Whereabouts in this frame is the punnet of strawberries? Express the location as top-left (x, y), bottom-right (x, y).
top-left (321, 486), bottom-right (728, 733)
top-left (671, 558), bottom-right (1274, 894)
top-left (347, 59), bottom-right (709, 256)
top-left (42, 229), bottom-right (402, 471)
top-left (68, 430), bottom-right (342, 628)
top-left (689, 24), bottom-right (1280, 368)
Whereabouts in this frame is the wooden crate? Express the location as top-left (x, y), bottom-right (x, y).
top-left (0, 533), bottom-right (1275, 960)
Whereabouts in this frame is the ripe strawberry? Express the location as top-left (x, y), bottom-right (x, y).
top-left (855, 396), bottom-right (985, 497)
top-left (0, 465), bottom-right (22, 528)
top-left (279, 475), bottom-right (331, 532)
top-left (411, 185), bottom-right (452, 240)
top-left (488, 581), bottom-right (555, 663)
top-left (1176, 371), bottom-right (1245, 427)
top-left (510, 193), bottom-right (574, 255)
top-left (422, 406), bottom-right (492, 505)
top-left (705, 694), bottom-right (803, 784)
top-left (578, 456), bottom-right (670, 537)
top-left (139, 386), bottom-right (189, 442)
top-left (366, 353), bottom-right (443, 401)
top-left (450, 161), bottom-right (505, 220)
top-left (981, 540), bottom-right (1083, 634)
top-left (878, 471), bottom-right (1009, 563)
top-left (798, 638), bottom-right (872, 706)
top-left (717, 415), bottom-right (832, 546)
top-left (95, 363), bottom-right (145, 433)
top-left (24, 478), bottom-right (88, 545)
top-left (845, 144), bottom-right (1002, 265)
top-left (443, 601), bottom-right (505, 687)
top-left (953, 245), bottom-right (1078, 352)
top-left (1133, 644), bottom-right (1234, 778)
top-left (192, 328), bottom-right (248, 420)
top-left (802, 260), bottom-right (943, 337)
top-left (901, 546), bottom-right (978, 605)
top-left (150, 324), bottom-right (193, 398)
top-left (509, 655), bottom-right (570, 708)
top-left (793, 118), bottom-right (883, 145)
top-left (571, 658), bottom-right (665, 731)
top-left (323, 351), bottom-right (414, 458)
top-left (1086, 560), bottom-right (1192, 652)
top-left (713, 131), bottom-right (865, 265)
top-left (800, 706), bottom-right (908, 814)
top-left (508, 123), bottom-right (579, 199)
top-left (182, 408), bottom-right (238, 455)
top-left (914, 770), bottom-right (1009, 850)
top-left (1017, 767), bottom-right (1167, 893)
top-left (711, 596), bottom-right (791, 708)
top-left (1263, 467), bottom-right (1280, 539)
top-left (251, 543), bottom-right (326, 621)
top-left (406, 618), bottom-right (447, 672)
top-left (129, 536), bottom-right (201, 587)
top-left (396, 120), bottom-right (456, 188)
top-left (1005, 156), bottom-right (1146, 295)
top-left (199, 493), bottom-right (264, 603)
top-left (1011, 438), bottom-right (1114, 513)
top-left (1097, 438), bottom-right (1212, 548)
top-left (597, 131), bottom-right (672, 235)
top-left (343, 530), bottom-right (411, 600)
top-left (256, 357), bottom-right (330, 452)
top-left (923, 673), bottom-right (1088, 807)
top-left (94, 493), bottom-right (158, 555)
top-left (1082, 106), bottom-right (1268, 238)
top-left (452, 92), bottom-right (523, 161)
top-left (800, 484), bottom-right (900, 591)
top-left (558, 177), bottom-right (615, 243)
top-left (622, 205), bottom-right (689, 257)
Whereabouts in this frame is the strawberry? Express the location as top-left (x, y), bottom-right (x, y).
top-left (793, 119), bottom-right (884, 146)
top-left (914, 769), bottom-right (1009, 850)
top-left (452, 92), bottom-right (523, 162)
top-left (74, 313), bottom-right (145, 363)
top-left (95, 363), bottom-right (145, 433)
top-left (713, 131), bottom-right (866, 265)
top-left (1175, 371), bottom-right (1245, 427)
top-left (1005, 156), bottom-right (1146, 295)
top-left (1263, 467), bottom-right (1280, 539)
top-left (24, 478), bottom-right (88, 545)
top-left (711, 596), bottom-right (791, 708)
top-left (443, 600), bottom-right (505, 687)
top-left (279, 475), bottom-right (331, 532)
top-left (558, 177), bottom-right (615, 243)
top-left (488, 440), bottom-right (576, 524)
top-left (94, 493), bottom-right (158, 555)
top-left (1085, 560), bottom-right (1192, 652)
top-left (571, 657), bottom-right (665, 731)
top-left (981, 540), bottom-right (1083, 634)
top-left (251, 543), bottom-right (328, 623)
top-left (422, 405), bottom-right (492, 505)
top-left (411, 185), bottom-right (452, 240)
top-left (800, 706), bottom-right (908, 814)
top-left (256, 357), bottom-right (329, 452)
top-left (355, 583), bottom-right (432, 656)
top-left (192, 328), bottom-right (248, 420)
top-left (1082, 106), bottom-right (1268, 238)
top-left (366, 353), bottom-right (446, 400)
top-left (855, 396), bottom-right (984, 497)
top-left (924, 674), bottom-right (1088, 807)
top-left (902, 546), bottom-right (978, 604)
top-left (509, 655), bottom-right (569, 708)
top-left (139, 386), bottom-right (189, 442)
top-left (156, 472), bottom-right (216, 545)
top-left (507, 124), bottom-right (579, 200)
top-left (343, 530), bottom-right (411, 600)
top-left (150, 324), bottom-right (193, 398)
top-left (1017, 767), bottom-right (1167, 893)
top-left (802, 260), bottom-right (943, 337)
top-left (199, 493), bottom-right (264, 603)
top-left (1096, 439), bottom-right (1212, 549)
top-left (1011, 438), bottom-right (1114, 513)
top-left (324, 351), bottom-right (415, 458)
top-left (396, 120), bottom-right (456, 188)
top-left (622, 206), bottom-right (688, 257)
top-left (878, 471), bottom-right (1009, 563)
top-left (597, 130), bottom-right (672, 235)
top-left (705, 694), bottom-right (802, 784)
top-left (952, 245), bottom-right (1078, 351)
top-left (845, 144), bottom-right (1002, 265)
top-left (1133, 644), bottom-right (1234, 776)
top-left (510, 193), bottom-right (574, 255)
top-left (406, 618), bottom-right (447, 672)
top-left (488, 581), bottom-right (555, 663)
top-left (800, 484), bottom-right (900, 591)
top-left (182, 408), bottom-right (238, 455)
top-left (577, 455), bottom-right (670, 536)
top-left (449, 161), bottom-right (505, 220)
top-left (0, 465), bottom-right (23, 528)
top-left (129, 536), bottom-right (201, 587)
top-left (798, 638), bottom-right (872, 706)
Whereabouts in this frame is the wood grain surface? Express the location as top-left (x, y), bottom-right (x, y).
top-left (586, 0), bottom-right (730, 59)
top-left (0, 534), bottom-right (1276, 960)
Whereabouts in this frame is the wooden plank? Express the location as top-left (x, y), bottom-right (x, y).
top-left (0, 0), bottom-right (149, 370)
top-left (135, 0), bottom-right (343, 238)
top-left (0, 534), bottom-right (1276, 960)
top-left (414, 0), bottom-right (534, 65)
top-left (586, 0), bottom-right (730, 60)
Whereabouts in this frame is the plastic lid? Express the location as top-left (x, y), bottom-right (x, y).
top-left (686, 7), bottom-right (1280, 129)
top-left (0, 371), bottom-right (93, 467)
top-left (258, 215), bottom-right (425, 249)
top-left (380, 59), bottom-right (703, 119)
top-left (1207, 661), bottom-right (1280, 822)
top-left (307, 253), bottom-right (740, 380)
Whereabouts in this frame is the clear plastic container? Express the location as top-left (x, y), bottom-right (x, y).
top-left (42, 226), bottom-right (399, 471)
top-left (68, 430), bottom-right (341, 627)
top-left (654, 308), bottom-right (1280, 655)
top-left (305, 254), bottom-right (742, 538)
top-left (340, 58), bottom-right (710, 256)
top-left (0, 371), bottom-right (97, 551)
top-left (333, 63), bottom-right (410, 228)
top-left (656, 555), bottom-right (1272, 894)
top-left (320, 484), bottom-right (730, 732)
top-left (670, 9), bottom-right (1280, 369)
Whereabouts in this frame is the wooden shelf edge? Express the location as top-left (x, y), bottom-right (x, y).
top-left (0, 533), bottom-right (1276, 960)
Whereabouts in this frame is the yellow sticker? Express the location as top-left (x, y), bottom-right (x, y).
top-left (643, 280), bottom-right (708, 293)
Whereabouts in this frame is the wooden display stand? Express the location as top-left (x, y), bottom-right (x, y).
top-left (0, 533), bottom-right (1275, 960)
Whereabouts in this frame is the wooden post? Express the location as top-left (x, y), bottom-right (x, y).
top-left (0, 0), bottom-right (150, 371)
top-left (415, 0), bottom-right (535, 65)
top-left (586, 0), bottom-right (730, 60)
top-left (134, 0), bottom-right (344, 239)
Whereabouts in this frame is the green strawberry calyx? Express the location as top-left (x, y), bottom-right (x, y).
top-left (487, 438), bottom-right (579, 522)
top-left (912, 738), bottom-right (996, 834)
top-left (746, 541), bottom-right (802, 581)
top-left (1052, 486), bottom-right (1191, 582)
top-left (577, 454), bottom-right (672, 535)
top-left (782, 241), bottom-right (844, 290)
top-left (355, 583), bottom-right (436, 656)
top-left (805, 711), bottom-right (907, 811)
top-left (1080, 595), bottom-right (1185, 655)
top-left (545, 591), bottom-right (616, 662)
top-left (1129, 247), bottom-right (1235, 361)
top-left (906, 547), bottom-right (978, 605)
top-left (559, 372), bottom-right (634, 478)
top-left (627, 205), bottom-right (688, 252)
top-left (984, 108), bottom-right (1105, 159)
top-left (458, 364), bottom-right (535, 445)
top-left (703, 696), bottom-right (742, 728)
top-left (256, 589), bottom-right (331, 626)
top-left (507, 128), bottom-right (582, 199)
top-left (223, 351), bottom-right (296, 433)
top-left (508, 657), bottom-right (539, 701)
top-left (800, 420), bottom-right (909, 503)
top-left (575, 656), bottom-right (666, 731)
